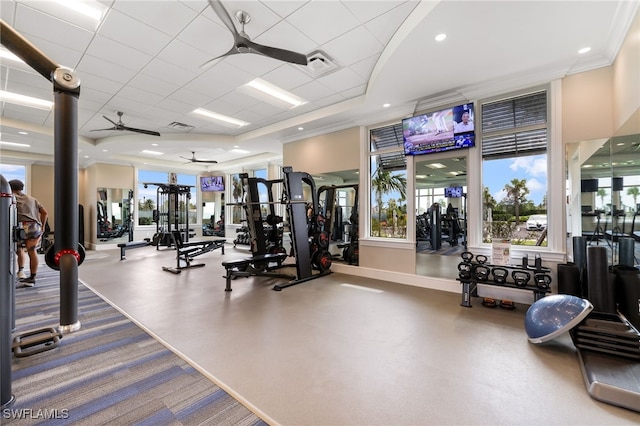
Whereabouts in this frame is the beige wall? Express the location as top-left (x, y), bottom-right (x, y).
top-left (613, 10), bottom-right (640, 134)
top-left (30, 164), bottom-right (55, 227)
top-left (283, 127), bottom-right (360, 174)
top-left (562, 67), bottom-right (614, 144)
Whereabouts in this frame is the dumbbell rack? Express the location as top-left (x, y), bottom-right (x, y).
top-left (457, 252), bottom-right (552, 308)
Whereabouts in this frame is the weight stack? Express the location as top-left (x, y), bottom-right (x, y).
top-left (573, 236), bottom-right (588, 297)
top-left (618, 237), bottom-right (635, 268)
top-left (557, 263), bottom-right (582, 297)
top-left (587, 246), bottom-right (615, 314)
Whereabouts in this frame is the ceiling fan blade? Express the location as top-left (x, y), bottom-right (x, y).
top-left (248, 40), bottom-right (308, 66)
top-left (194, 159), bottom-right (218, 164)
top-left (91, 127), bottom-right (117, 132)
top-left (200, 47), bottom-right (238, 69)
top-left (102, 115), bottom-right (118, 126)
top-left (208, 0), bottom-right (240, 38)
top-left (121, 126), bottom-right (161, 137)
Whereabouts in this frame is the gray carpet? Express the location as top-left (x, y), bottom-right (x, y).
top-left (6, 266), bottom-right (268, 425)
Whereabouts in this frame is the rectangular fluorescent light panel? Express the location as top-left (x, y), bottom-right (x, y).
top-left (56, 0), bottom-right (105, 21)
top-left (140, 150), bottom-right (164, 156)
top-left (193, 108), bottom-right (249, 128)
top-left (0, 141), bottom-right (30, 148)
top-left (0, 48), bottom-right (24, 63)
top-left (0, 90), bottom-right (53, 110)
top-left (244, 78), bottom-right (306, 108)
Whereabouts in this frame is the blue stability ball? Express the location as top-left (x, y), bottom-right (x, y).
top-left (525, 294), bottom-right (593, 344)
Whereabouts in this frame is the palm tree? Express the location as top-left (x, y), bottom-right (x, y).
top-left (503, 178), bottom-right (529, 225)
top-left (371, 169), bottom-right (406, 237)
top-left (597, 188), bottom-right (607, 210)
top-left (482, 187), bottom-right (496, 221)
top-left (627, 186), bottom-right (639, 211)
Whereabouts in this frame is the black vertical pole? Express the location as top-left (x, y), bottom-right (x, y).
top-left (53, 73), bottom-right (81, 333)
top-left (1, 175), bottom-right (16, 409)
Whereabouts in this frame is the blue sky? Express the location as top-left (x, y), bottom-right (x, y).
top-left (483, 154), bottom-right (547, 205)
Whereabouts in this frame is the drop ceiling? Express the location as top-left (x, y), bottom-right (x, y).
top-left (0, 0), bottom-right (637, 172)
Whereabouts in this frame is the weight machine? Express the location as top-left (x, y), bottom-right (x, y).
top-left (222, 167), bottom-right (332, 291)
top-left (144, 182), bottom-right (195, 248)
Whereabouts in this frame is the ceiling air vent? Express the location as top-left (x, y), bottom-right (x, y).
top-left (167, 121), bottom-right (195, 131)
top-left (297, 50), bottom-right (339, 77)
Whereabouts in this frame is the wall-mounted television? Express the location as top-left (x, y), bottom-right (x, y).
top-left (403, 103), bottom-right (475, 156)
top-left (200, 176), bottom-right (224, 192)
top-left (580, 179), bottom-right (598, 193)
top-left (444, 186), bottom-right (464, 198)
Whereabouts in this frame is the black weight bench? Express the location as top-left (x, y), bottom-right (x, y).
top-left (222, 253), bottom-right (293, 291)
top-left (162, 231), bottom-right (226, 274)
top-left (117, 238), bottom-right (152, 260)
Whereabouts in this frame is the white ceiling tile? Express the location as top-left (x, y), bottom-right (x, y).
top-left (179, 0), bottom-right (209, 14)
top-left (156, 39), bottom-right (213, 72)
top-left (349, 54), bottom-right (380, 81)
top-left (13, 5), bottom-right (94, 55)
top-left (261, 65), bottom-right (313, 91)
top-left (115, 86), bottom-right (165, 107)
top-left (106, 96), bottom-right (155, 115)
top-left (218, 90), bottom-right (262, 110)
top-left (322, 26), bottom-right (383, 67)
top-left (342, 1), bottom-right (413, 24)
top-left (112, 0), bottom-right (199, 38)
top-left (364, 1), bottom-right (419, 46)
top-left (77, 72), bottom-right (123, 97)
top-left (290, 80), bottom-right (334, 102)
top-left (177, 14), bottom-right (231, 58)
top-left (262, 1), bottom-right (308, 18)
top-left (76, 54), bottom-right (138, 84)
top-left (167, 88), bottom-right (211, 109)
top-left (0, 0), bottom-right (16, 23)
top-left (85, 35), bottom-right (154, 72)
top-left (216, 1), bottom-right (282, 37)
top-left (98, 9), bottom-right (173, 56)
top-left (287, 1), bottom-right (360, 45)
top-left (141, 58), bottom-right (199, 86)
top-left (2, 32), bottom-right (85, 70)
top-left (127, 74), bottom-right (181, 98)
top-left (337, 83), bottom-right (367, 100)
top-left (251, 20), bottom-right (316, 57)
top-left (317, 67), bottom-right (366, 93)
top-left (217, 53), bottom-right (281, 78)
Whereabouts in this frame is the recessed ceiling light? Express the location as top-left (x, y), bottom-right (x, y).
top-left (298, 127), bottom-right (304, 131)
top-left (427, 163), bottom-right (446, 169)
top-left (18, 131), bottom-right (28, 135)
top-left (102, 149), bottom-right (108, 152)
top-left (151, 143), bottom-right (158, 147)
top-left (578, 47), bottom-right (591, 54)
top-left (383, 103), bottom-right (390, 108)
top-left (193, 108), bottom-right (249, 127)
top-left (84, 155), bottom-right (90, 158)
top-left (435, 33), bottom-right (447, 42)
top-left (140, 150), bottom-right (164, 156)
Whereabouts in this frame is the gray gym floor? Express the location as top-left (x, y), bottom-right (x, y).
top-left (76, 243), bottom-right (639, 425)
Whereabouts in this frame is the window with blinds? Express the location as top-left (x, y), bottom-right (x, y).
top-left (481, 91), bottom-right (547, 159)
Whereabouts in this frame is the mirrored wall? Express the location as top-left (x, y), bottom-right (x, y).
top-left (568, 133), bottom-right (640, 266)
top-left (97, 187), bottom-right (133, 244)
top-left (415, 154), bottom-right (468, 279)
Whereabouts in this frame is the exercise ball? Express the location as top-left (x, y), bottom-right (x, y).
top-left (525, 294), bottom-right (593, 344)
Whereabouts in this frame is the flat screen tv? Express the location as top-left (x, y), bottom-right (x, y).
top-left (403, 103), bottom-right (475, 156)
top-left (444, 186), bottom-right (464, 198)
top-left (200, 176), bottom-right (224, 192)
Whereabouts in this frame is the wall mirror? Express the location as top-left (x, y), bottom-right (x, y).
top-left (414, 154), bottom-right (468, 279)
top-left (568, 133), bottom-right (640, 266)
top-left (97, 187), bottom-right (133, 244)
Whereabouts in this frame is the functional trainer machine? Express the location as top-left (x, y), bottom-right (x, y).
top-left (317, 184), bottom-right (359, 265)
top-left (222, 167), bottom-right (332, 291)
top-left (144, 182), bottom-right (196, 249)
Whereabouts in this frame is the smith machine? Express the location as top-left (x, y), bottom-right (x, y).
top-left (222, 167), bottom-right (332, 291)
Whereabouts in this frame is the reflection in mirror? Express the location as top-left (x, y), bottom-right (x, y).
top-left (415, 155), bottom-right (467, 279)
top-left (313, 170), bottom-right (360, 265)
top-left (570, 134), bottom-right (640, 266)
top-left (97, 188), bottom-right (133, 244)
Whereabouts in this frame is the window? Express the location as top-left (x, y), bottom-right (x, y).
top-left (369, 123), bottom-right (407, 238)
top-left (137, 170), bottom-right (197, 226)
top-left (481, 91), bottom-right (548, 245)
top-left (0, 163), bottom-right (26, 186)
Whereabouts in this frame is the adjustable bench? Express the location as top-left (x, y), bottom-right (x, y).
top-left (222, 253), bottom-right (293, 291)
top-left (162, 231), bottom-right (226, 274)
top-left (117, 238), bottom-right (152, 260)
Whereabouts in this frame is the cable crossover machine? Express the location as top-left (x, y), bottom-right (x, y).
top-left (222, 167), bottom-right (332, 291)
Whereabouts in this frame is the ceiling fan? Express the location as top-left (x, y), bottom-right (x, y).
top-left (201, 0), bottom-right (308, 69)
top-left (91, 111), bottom-right (161, 137)
top-left (181, 151), bottom-right (218, 164)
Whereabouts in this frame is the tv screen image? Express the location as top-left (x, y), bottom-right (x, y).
top-left (201, 176), bottom-right (224, 192)
top-left (403, 103), bottom-right (474, 156)
top-left (445, 186), bottom-right (464, 198)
